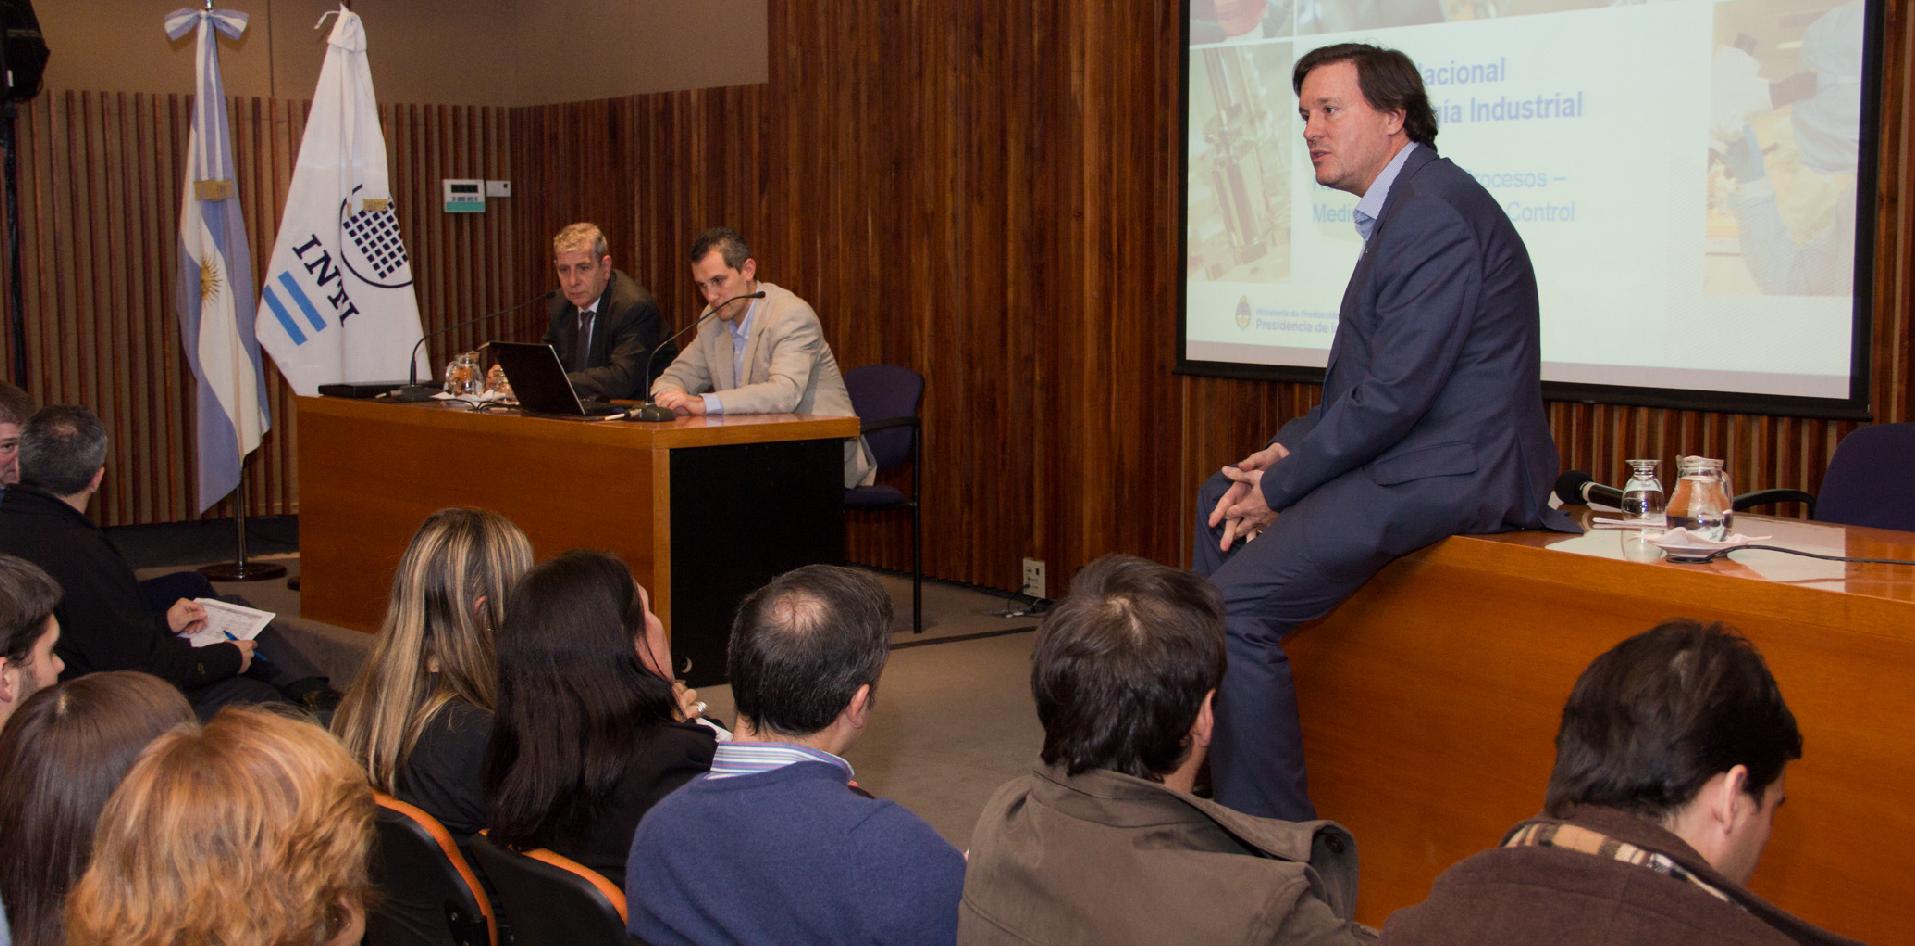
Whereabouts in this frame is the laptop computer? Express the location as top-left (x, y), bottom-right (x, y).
top-left (489, 341), bottom-right (623, 417)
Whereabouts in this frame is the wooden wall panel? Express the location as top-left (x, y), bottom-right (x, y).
top-left (6, 92), bottom-right (518, 526)
top-left (4, 1), bottom-right (1910, 599)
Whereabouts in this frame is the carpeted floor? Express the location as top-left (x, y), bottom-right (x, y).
top-left (146, 556), bottom-right (1047, 848)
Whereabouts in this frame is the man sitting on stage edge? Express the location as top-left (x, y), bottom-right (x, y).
top-left (0, 405), bottom-right (336, 718)
top-left (626, 565), bottom-right (963, 946)
top-left (649, 227), bottom-right (875, 487)
top-left (542, 222), bottom-right (671, 400)
top-left (1382, 620), bottom-right (1859, 945)
top-left (1194, 44), bottom-right (1570, 822)
top-left (960, 554), bottom-right (1374, 945)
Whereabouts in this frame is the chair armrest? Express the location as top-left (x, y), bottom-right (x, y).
top-left (859, 415), bottom-right (920, 434)
top-left (1734, 488), bottom-right (1816, 516)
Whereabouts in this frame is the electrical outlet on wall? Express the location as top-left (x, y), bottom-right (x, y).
top-left (1021, 558), bottom-right (1046, 600)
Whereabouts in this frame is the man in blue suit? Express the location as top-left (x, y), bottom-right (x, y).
top-left (1194, 44), bottom-right (1571, 821)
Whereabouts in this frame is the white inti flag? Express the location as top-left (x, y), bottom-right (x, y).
top-left (256, 5), bottom-right (425, 393)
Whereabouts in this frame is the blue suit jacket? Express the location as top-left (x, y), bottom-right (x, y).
top-left (1261, 146), bottom-right (1572, 564)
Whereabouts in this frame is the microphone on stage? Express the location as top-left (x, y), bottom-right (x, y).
top-left (387, 291), bottom-right (559, 402)
top-left (626, 290), bottom-right (767, 422)
top-left (1554, 469), bottom-right (1627, 509)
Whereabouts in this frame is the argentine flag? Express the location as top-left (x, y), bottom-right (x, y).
top-left (256, 6), bottom-right (425, 394)
top-left (164, 7), bottom-right (270, 513)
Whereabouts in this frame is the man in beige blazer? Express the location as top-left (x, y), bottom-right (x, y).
top-left (651, 227), bottom-right (875, 487)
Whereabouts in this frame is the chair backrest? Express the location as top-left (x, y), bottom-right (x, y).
top-left (468, 834), bottom-right (629, 946)
top-left (367, 794), bottom-right (497, 946)
top-left (1815, 423), bottom-right (1915, 530)
top-left (844, 364), bottom-right (924, 472)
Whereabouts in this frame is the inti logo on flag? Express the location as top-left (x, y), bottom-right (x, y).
top-left (260, 188), bottom-right (408, 346)
top-left (255, 6), bottom-right (425, 394)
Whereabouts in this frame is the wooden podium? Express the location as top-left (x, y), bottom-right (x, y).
top-left (1290, 510), bottom-right (1915, 943)
top-left (296, 396), bottom-right (860, 686)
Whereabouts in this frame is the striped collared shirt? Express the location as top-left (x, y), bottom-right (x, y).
top-left (705, 741), bottom-right (854, 781)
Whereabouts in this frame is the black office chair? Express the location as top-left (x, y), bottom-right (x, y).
top-left (366, 794), bottom-right (496, 946)
top-left (843, 365), bottom-right (925, 632)
top-left (1735, 422), bottom-right (1915, 531)
top-left (467, 834), bottom-right (629, 946)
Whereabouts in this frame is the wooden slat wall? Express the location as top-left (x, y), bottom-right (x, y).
top-left (6, 92), bottom-right (519, 525)
top-left (6, 1), bottom-right (1911, 596)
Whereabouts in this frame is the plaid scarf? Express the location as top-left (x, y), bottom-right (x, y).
top-left (1503, 820), bottom-right (1739, 907)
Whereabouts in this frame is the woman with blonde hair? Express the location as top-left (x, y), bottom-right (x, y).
top-left (65, 705), bottom-right (374, 946)
top-left (330, 506), bottom-right (532, 835)
top-left (0, 672), bottom-right (195, 946)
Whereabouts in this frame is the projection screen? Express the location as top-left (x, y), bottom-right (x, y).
top-left (1180, 0), bottom-right (1883, 416)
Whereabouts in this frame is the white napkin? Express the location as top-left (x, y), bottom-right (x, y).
top-left (1643, 527), bottom-right (1772, 549)
top-left (1591, 515), bottom-right (1666, 530)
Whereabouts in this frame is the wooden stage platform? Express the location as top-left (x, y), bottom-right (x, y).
top-left (1291, 509), bottom-right (1915, 942)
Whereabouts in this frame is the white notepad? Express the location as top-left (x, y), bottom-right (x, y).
top-left (184, 598), bottom-right (275, 647)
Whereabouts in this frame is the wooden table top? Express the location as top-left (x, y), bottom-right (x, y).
top-left (1428, 507), bottom-right (1915, 605)
top-left (297, 396), bottom-right (861, 449)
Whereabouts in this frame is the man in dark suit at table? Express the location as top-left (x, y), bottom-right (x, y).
top-left (541, 222), bottom-right (672, 400)
top-left (1194, 44), bottom-right (1570, 822)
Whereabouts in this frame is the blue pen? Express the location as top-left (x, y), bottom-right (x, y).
top-left (226, 631), bottom-right (269, 663)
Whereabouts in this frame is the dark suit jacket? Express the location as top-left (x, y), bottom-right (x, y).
top-left (540, 269), bottom-right (671, 400)
top-left (1262, 145), bottom-right (1571, 566)
top-left (0, 487), bottom-right (244, 688)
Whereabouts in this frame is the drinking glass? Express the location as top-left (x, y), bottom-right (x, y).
top-left (1620, 459), bottom-right (1663, 521)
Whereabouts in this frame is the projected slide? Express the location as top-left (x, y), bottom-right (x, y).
top-left (1184, 0), bottom-right (1871, 406)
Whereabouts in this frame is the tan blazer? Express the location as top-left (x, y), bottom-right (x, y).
top-left (651, 282), bottom-right (874, 487)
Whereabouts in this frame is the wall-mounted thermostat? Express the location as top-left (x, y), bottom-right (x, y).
top-left (443, 179), bottom-right (486, 213)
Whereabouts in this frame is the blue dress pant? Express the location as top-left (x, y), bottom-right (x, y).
top-left (1192, 470), bottom-right (1392, 822)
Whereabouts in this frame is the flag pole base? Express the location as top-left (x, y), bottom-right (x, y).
top-left (198, 560), bottom-right (288, 582)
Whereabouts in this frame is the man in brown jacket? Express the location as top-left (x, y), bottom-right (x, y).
top-left (959, 555), bottom-right (1375, 945)
top-left (1382, 620), bottom-right (1861, 945)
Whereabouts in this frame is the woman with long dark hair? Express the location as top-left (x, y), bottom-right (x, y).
top-left (0, 672), bottom-right (195, 946)
top-left (330, 507), bottom-right (532, 836)
top-left (485, 550), bottom-right (713, 882)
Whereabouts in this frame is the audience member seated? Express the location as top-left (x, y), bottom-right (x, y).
top-left (0, 555), bottom-right (63, 732)
top-left (484, 550), bottom-right (713, 884)
top-left (626, 565), bottom-right (965, 946)
top-left (65, 705), bottom-right (373, 946)
top-left (332, 507), bottom-right (532, 837)
top-left (959, 554), bottom-right (1376, 944)
top-left (1381, 620), bottom-right (1860, 945)
top-left (0, 672), bottom-right (194, 946)
top-left (0, 405), bottom-right (335, 716)
top-left (0, 380), bottom-right (34, 488)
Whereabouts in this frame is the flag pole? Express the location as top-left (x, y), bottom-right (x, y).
top-left (199, 451), bottom-right (285, 582)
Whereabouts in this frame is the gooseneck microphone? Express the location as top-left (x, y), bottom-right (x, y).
top-left (388, 291), bottom-right (559, 402)
top-left (1554, 469), bottom-right (1627, 509)
top-left (627, 290), bottom-right (767, 422)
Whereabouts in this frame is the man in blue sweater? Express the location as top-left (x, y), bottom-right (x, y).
top-left (626, 565), bottom-right (965, 946)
